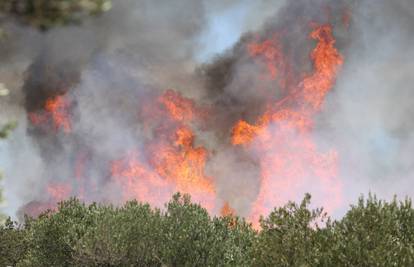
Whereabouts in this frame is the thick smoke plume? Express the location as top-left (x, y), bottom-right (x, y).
top-left (1, 0), bottom-right (413, 221)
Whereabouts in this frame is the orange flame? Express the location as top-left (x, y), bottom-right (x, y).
top-left (46, 182), bottom-right (72, 202)
top-left (231, 120), bottom-right (263, 145)
top-left (150, 127), bottom-right (214, 194)
top-left (220, 202), bottom-right (236, 217)
top-left (112, 90), bottom-right (215, 211)
top-left (248, 37), bottom-right (283, 80)
top-left (111, 151), bottom-right (170, 207)
top-left (232, 24), bottom-right (344, 227)
top-left (30, 21), bottom-right (346, 226)
top-left (303, 25), bottom-right (344, 110)
top-left (159, 89), bottom-right (196, 122)
top-left (29, 95), bottom-right (72, 133)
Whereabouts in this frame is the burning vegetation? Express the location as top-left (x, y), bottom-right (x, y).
top-left (16, 1), bottom-right (352, 225)
top-left (4, 0), bottom-right (414, 265)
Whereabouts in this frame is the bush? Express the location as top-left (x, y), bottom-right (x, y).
top-left (3, 193), bottom-right (414, 266)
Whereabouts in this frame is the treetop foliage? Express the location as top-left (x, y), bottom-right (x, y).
top-left (0, 0), bottom-right (112, 30)
top-left (2, 193), bottom-right (414, 266)
top-left (0, 120), bottom-right (17, 139)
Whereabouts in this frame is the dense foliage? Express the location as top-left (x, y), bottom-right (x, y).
top-left (0, 0), bottom-right (112, 30)
top-left (0, 86), bottom-right (16, 221)
top-left (1, 193), bottom-right (414, 266)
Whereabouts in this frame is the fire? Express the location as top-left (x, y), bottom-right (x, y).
top-left (220, 202), bottom-right (236, 217)
top-left (29, 94), bottom-right (72, 133)
top-left (232, 25), bottom-right (343, 145)
top-left (111, 151), bottom-right (170, 207)
top-left (22, 181), bottom-right (72, 217)
top-left (232, 24), bottom-right (344, 226)
top-left (24, 14), bottom-right (347, 226)
top-left (231, 120), bottom-right (263, 145)
top-left (158, 89), bottom-right (196, 122)
top-left (303, 25), bottom-right (344, 110)
top-left (112, 90), bottom-right (216, 211)
top-left (248, 37), bottom-right (283, 80)
top-left (150, 127), bottom-right (214, 194)
top-left (154, 92), bottom-right (215, 208)
top-left (47, 182), bottom-right (72, 201)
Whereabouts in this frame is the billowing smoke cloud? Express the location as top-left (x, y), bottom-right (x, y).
top-left (1, 0), bottom-right (413, 221)
top-left (322, 0), bottom-right (414, 216)
top-left (1, 0), bottom-right (211, 215)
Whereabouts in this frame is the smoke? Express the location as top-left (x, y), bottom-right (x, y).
top-left (1, 0), bottom-right (413, 220)
top-left (0, 0), bottom-right (283, 217)
top-left (1, 0), bottom-right (211, 215)
top-left (322, 0), bottom-right (414, 215)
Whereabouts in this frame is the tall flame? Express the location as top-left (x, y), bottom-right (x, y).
top-left (232, 24), bottom-right (343, 226)
top-left (111, 90), bottom-right (216, 211)
top-left (24, 20), bottom-right (346, 225)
